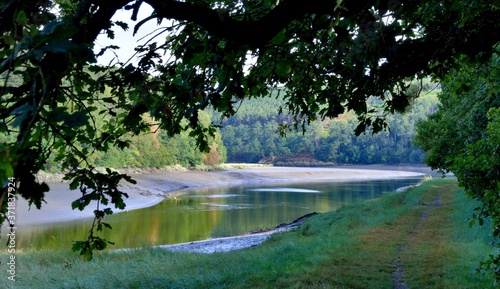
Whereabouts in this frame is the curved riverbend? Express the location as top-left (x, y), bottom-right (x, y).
top-left (7, 165), bottom-right (435, 251)
top-left (14, 165), bottom-right (428, 226)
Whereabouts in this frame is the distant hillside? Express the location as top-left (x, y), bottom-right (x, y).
top-left (218, 83), bottom-right (439, 165)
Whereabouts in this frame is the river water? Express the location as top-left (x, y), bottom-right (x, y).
top-left (15, 177), bottom-right (421, 250)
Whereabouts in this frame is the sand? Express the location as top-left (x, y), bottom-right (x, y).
top-left (12, 165), bottom-right (432, 226)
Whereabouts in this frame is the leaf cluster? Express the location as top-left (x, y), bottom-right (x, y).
top-left (414, 52), bottom-right (500, 280)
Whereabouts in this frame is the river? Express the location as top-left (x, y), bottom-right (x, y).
top-left (13, 177), bottom-right (422, 250)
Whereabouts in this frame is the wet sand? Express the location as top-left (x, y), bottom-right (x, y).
top-left (13, 165), bottom-right (432, 226)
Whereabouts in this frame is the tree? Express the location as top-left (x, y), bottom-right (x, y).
top-left (414, 54), bottom-right (500, 279)
top-left (1, 0), bottom-right (499, 259)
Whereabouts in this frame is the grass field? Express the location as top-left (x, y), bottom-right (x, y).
top-left (1, 179), bottom-right (496, 288)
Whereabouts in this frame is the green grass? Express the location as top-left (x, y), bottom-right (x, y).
top-left (1, 179), bottom-right (495, 288)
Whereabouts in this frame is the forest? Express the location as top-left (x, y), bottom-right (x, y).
top-left (71, 80), bottom-right (440, 168)
top-left (219, 82), bottom-right (438, 165)
top-left (3, 80), bottom-right (438, 170)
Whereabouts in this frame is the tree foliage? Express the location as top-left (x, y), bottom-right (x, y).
top-left (1, 0), bottom-right (499, 258)
top-left (414, 53), bottom-right (500, 279)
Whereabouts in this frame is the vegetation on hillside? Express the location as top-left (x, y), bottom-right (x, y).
top-left (87, 111), bottom-right (227, 169)
top-left (72, 81), bottom-right (439, 169)
top-left (220, 81), bottom-right (439, 164)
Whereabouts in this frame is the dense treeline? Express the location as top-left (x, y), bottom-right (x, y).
top-left (220, 83), bottom-right (439, 165)
top-left (0, 82), bottom-right (437, 170)
top-left (86, 111), bottom-right (227, 169)
top-left (0, 99), bottom-right (227, 171)
top-left (57, 85), bottom-right (439, 168)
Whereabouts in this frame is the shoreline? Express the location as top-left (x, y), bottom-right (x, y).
top-left (13, 165), bottom-right (432, 226)
top-left (116, 213), bottom-right (319, 254)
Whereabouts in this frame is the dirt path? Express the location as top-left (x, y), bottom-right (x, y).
top-left (391, 189), bottom-right (445, 288)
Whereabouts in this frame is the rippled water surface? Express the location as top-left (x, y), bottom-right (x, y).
top-left (17, 177), bottom-right (421, 249)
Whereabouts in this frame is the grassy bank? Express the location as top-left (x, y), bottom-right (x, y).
top-left (2, 179), bottom-right (495, 288)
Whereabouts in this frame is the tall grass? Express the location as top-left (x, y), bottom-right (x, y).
top-left (1, 179), bottom-right (494, 288)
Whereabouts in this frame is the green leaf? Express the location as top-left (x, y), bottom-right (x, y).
top-left (72, 240), bottom-right (93, 261)
top-left (16, 10), bottom-right (28, 25)
top-left (272, 30), bottom-right (287, 44)
top-left (71, 199), bottom-right (83, 210)
top-left (93, 238), bottom-right (107, 250)
top-left (103, 208), bottom-right (113, 215)
top-left (69, 179), bottom-right (79, 190)
top-left (39, 21), bottom-right (75, 38)
top-left (276, 62), bottom-right (292, 77)
top-left (71, 240), bottom-right (85, 252)
top-left (82, 249), bottom-right (93, 261)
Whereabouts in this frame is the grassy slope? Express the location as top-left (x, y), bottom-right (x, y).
top-left (2, 179), bottom-right (495, 288)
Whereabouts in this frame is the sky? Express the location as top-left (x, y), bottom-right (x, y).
top-left (94, 4), bottom-right (161, 66)
top-left (93, 4), bottom-right (257, 75)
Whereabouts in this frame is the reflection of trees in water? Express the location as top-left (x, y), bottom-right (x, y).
top-left (18, 178), bottom-right (421, 250)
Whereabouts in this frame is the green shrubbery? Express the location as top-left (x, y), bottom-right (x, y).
top-left (415, 54), bottom-right (500, 278)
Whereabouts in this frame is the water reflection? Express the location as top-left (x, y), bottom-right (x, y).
top-left (15, 177), bottom-right (421, 250)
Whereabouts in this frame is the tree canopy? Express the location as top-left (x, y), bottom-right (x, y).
top-left (414, 53), bottom-right (500, 278)
top-left (1, 0), bottom-right (499, 259)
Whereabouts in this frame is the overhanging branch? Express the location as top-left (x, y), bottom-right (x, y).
top-left (143, 0), bottom-right (350, 48)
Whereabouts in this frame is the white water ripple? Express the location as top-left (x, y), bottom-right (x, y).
top-left (182, 194), bottom-right (241, 199)
top-left (246, 187), bottom-right (321, 193)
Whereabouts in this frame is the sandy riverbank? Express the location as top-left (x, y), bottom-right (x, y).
top-left (13, 165), bottom-right (433, 226)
